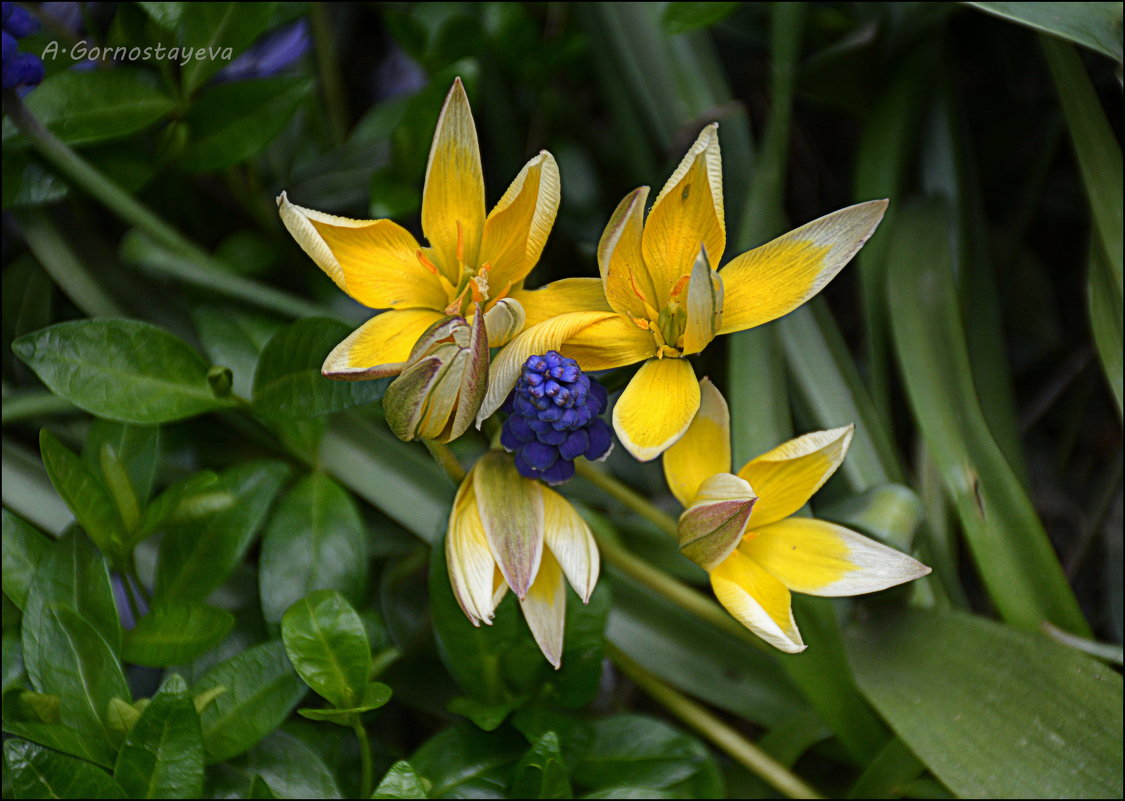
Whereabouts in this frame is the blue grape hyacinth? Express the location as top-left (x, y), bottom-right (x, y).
top-left (501, 351), bottom-right (613, 485)
top-left (2, 2), bottom-right (44, 91)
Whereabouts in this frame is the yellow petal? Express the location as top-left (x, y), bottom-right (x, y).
top-left (542, 486), bottom-right (599, 602)
top-left (477, 311), bottom-right (652, 423)
top-left (277, 192), bottom-right (447, 311)
top-left (738, 425), bottom-right (854, 528)
top-left (474, 451), bottom-right (544, 599)
top-left (718, 199), bottom-right (888, 334)
top-left (519, 549), bottom-right (566, 669)
top-left (481, 151), bottom-right (561, 291)
top-left (446, 471), bottom-right (498, 625)
top-left (322, 309), bottom-right (445, 379)
top-left (613, 357), bottom-right (701, 462)
top-left (598, 187), bottom-right (659, 320)
top-left (744, 517), bottom-right (931, 596)
top-left (510, 278), bottom-right (613, 328)
top-left (710, 549), bottom-right (805, 653)
top-left (641, 124), bottom-right (725, 305)
top-left (422, 78), bottom-right (485, 281)
top-left (663, 376), bottom-right (731, 507)
top-left (680, 247), bottom-right (724, 355)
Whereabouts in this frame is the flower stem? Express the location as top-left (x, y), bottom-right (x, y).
top-left (607, 643), bottom-right (823, 800)
top-left (423, 439), bottom-right (466, 484)
top-left (574, 460), bottom-right (679, 540)
top-left (353, 719), bottom-right (373, 798)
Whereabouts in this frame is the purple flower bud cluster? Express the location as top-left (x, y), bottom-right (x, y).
top-left (3, 2), bottom-right (44, 90)
top-left (501, 351), bottom-right (613, 485)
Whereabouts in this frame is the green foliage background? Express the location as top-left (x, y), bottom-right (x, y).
top-left (1, 2), bottom-right (1121, 798)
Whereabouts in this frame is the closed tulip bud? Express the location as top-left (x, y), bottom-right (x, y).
top-left (677, 473), bottom-right (756, 571)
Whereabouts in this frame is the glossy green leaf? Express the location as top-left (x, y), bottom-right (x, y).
top-left (136, 469), bottom-right (223, 539)
top-left (113, 674), bottom-right (204, 799)
top-left (154, 460), bottom-right (289, 602)
top-left (39, 429), bottom-right (124, 559)
top-left (0, 718), bottom-right (116, 768)
top-left (195, 640), bottom-right (307, 763)
top-left (4, 738), bottom-right (126, 799)
top-left (510, 731), bottom-right (573, 800)
top-left (260, 473), bottom-right (368, 625)
top-left (968, 2), bottom-right (1123, 61)
top-left (886, 200), bottom-right (1089, 634)
top-left (2, 630), bottom-right (24, 693)
top-left (1, 509), bottom-right (51, 610)
top-left (1089, 245), bottom-right (1124, 416)
top-left (661, 2), bottom-right (739, 34)
top-left (2, 438), bottom-right (73, 536)
top-left (372, 760), bottom-right (429, 799)
top-left (848, 607), bottom-right (1123, 798)
top-left (410, 723), bottom-right (525, 798)
top-left (553, 579), bottom-right (610, 708)
top-left (253, 318), bottom-right (388, 419)
top-left (12, 319), bottom-right (234, 424)
top-left (193, 305), bottom-right (283, 400)
top-left (181, 76), bottom-right (314, 172)
top-left (281, 589), bottom-right (371, 709)
top-left (244, 730), bottom-right (342, 800)
top-left (81, 420), bottom-right (161, 508)
top-left (179, 2), bottom-right (278, 94)
top-left (122, 601), bottom-right (234, 667)
top-left (299, 681), bottom-right (391, 724)
top-left (13, 69), bottom-right (175, 146)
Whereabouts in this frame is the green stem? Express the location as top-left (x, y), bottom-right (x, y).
top-left (574, 460), bottom-right (679, 540)
top-left (353, 720), bottom-right (373, 798)
top-left (119, 572), bottom-right (143, 624)
top-left (608, 644), bottom-right (823, 799)
top-left (423, 439), bottom-right (466, 484)
top-left (310, 3), bottom-right (349, 145)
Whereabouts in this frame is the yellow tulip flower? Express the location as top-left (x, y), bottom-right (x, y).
top-left (478, 124), bottom-right (887, 460)
top-left (277, 78), bottom-right (558, 383)
top-left (664, 378), bottom-right (930, 653)
top-left (447, 451), bottom-right (599, 668)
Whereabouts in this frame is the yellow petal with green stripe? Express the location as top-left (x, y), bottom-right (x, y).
top-left (710, 549), bottom-right (805, 653)
top-left (718, 199), bottom-right (887, 334)
top-left (738, 425), bottom-right (854, 528)
top-left (663, 376), bottom-right (731, 507)
top-left (481, 151), bottom-right (561, 292)
top-left (744, 517), bottom-right (931, 596)
top-left (613, 356), bottom-right (700, 462)
top-left (322, 309), bottom-right (445, 379)
top-left (474, 451), bottom-right (544, 599)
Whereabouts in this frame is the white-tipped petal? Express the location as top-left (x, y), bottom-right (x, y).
top-left (710, 549), bottom-right (805, 653)
top-left (519, 549), bottom-right (567, 669)
top-left (542, 486), bottom-right (599, 602)
top-left (446, 472), bottom-right (499, 625)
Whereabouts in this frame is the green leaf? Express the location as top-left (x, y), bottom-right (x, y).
top-left (510, 732), bottom-right (573, 799)
top-left (1, 510), bottom-right (51, 610)
top-left (195, 640), bottom-right (307, 763)
top-left (122, 601), bottom-right (234, 667)
top-left (848, 607), bottom-right (1123, 798)
top-left (281, 590), bottom-right (371, 709)
top-left (155, 460), bottom-right (289, 602)
top-left (12, 319), bottom-right (235, 424)
top-left (968, 2), bottom-right (1123, 61)
top-left (0, 719), bottom-right (116, 768)
top-left (572, 715), bottom-right (721, 797)
top-left (244, 730), bottom-right (343, 799)
top-left (260, 473), bottom-right (368, 625)
top-left (193, 305), bottom-right (283, 400)
top-left (22, 530), bottom-right (122, 682)
top-left (12, 69), bottom-right (175, 146)
top-left (661, 2), bottom-right (739, 34)
top-left (373, 760), bottom-right (429, 799)
top-left (298, 681), bottom-right (391, 724)
top-left (81, 420), bottom-right (161, 509)
top-left (554, 579), bottom-right (610, 708)
top-left (106, 697), bottom-right (141, 739)
top-left (39, 429), bottom-right (125, 559)
top-left (181, 76), bottom-right (314, 171)
top-left (113, 674), bottom-right (204, 799)
top-left (1089, 244), bottom-right (1124, 416)
top-left (178, 2), bottom-right (278, 94)
top-left (4, 738), bottom-right (126, 799)
top-left (886, 200), bottom-right (1090, 634)
top-left (136, 469), bottom-right (223, 539)
top-left (253, 318), bottom-right (389, 419)
top-left (2, 630), bottom-right (24, 693)
top-left (27, 605), bottom-right (131, 745)
top-left (410, 723), bottom-right (525, 798)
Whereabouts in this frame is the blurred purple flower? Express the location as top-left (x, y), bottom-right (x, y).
top-left (217, 18), bottom-right (309, 82)
top-left (2, 3), bottom-right (43, 90)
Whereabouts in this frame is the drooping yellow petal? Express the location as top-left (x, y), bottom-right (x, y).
top-left (519, 549), bottom-right (566, 669)
top-left (663, 376), bottom-right (731, 507)
top-left (613, 357), bottom-right (701, 462)
top-left (474, 451), bottom-right (544, 599)
top-left (680, 247), bottom-right (724, 355)
top-left (737, 425), bottom-right (854, 528)
top-left (480, 151), bottom-right (561, 291)
top-left (710, 548), bottom-right (805, 653)
top-left (542, 486), bottom-right (599, 602)
top-left (445, 471), bottom-right (498, 625)
top-left (641, 124), bottom-right (725, 305)
top-left (598, 187), bottom-right (658, 320)
top-left (477, 311), bottom-right (652, 423)
top-left (744, 517), bottom-right (931, 596)
top-left (322, 309), bottom-right (445, 379)
top-left (718, 200), bottom-right (888, 334)
top-left (510, 278), bottom-right (613, 328)
top-left (422, 78), bottom-right (485, 282)
top-left (278, 193), bottom-right (448, 311)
